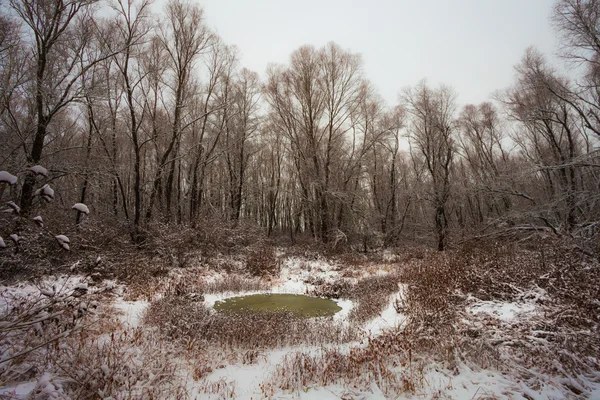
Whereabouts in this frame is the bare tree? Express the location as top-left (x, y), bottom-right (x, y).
top-left (225, 68), bottom-right (261, 222)
top-left (185, 41), bottom-right (237, 223)
top-left (145, 0), bottom-right (214, 221)
top-left (105, 0), bottom-right (153, 234)
top-left (500, 49), bottom-right (584, 232)
top-left (404, 81), bottom-right (457, 251)
top-left (265, 43), bottom-right (369, 242)
top-left (265, 46), bottom-right (325, 239)
top-left (8, 0), bottom-right (115, 213)
top-left (0, 13), bottom-right (30, 173)
top-left (368, 105), bottom-right (410, 244)
top-left (552, 0), bottom-right (600, 139)
top-left (457, 102), bottom-right (514, 227)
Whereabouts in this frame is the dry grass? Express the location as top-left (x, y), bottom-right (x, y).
top-left (246, 243), bottom-right (280, 277)
top-left (56, 326), bottom-right (186, 399)
top-left (348, 274), bottom-right (401, 323)
top-left (0, 280), bottom-right (187, 399)
top-left (397, 236), bottom-right (600, 383)
top-left (310, 272), bottom-right (402, 323)
top-left (199, 274), bottom-right (271, 294)
top-left (4, 234), bottom-right (599, 398)
top-left (266, 330), bottom-right (424, 397)
top-left (144, 293), bottom-right (358, 350)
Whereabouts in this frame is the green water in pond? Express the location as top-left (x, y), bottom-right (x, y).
top-left (213, 293), bottom-right (342, 318)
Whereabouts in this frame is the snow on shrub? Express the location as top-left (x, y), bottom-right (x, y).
top-left (28, 165), bottom-right (49, 177)
top-left (246, 243), bottom-right (279, 276)
top-left (35, 183), bottom-right (54, 202)
top-left (0, 171), bottom-right (17, 185)
top-left (72, 202), bottom-right (89, 214)
top-left (6, 200), bottom-right (20, 214)
top-left (55, 235), bottom-right (70, 251)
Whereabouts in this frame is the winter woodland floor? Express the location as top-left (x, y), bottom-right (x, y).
top-left (1, 238), bottom-right (599, 399)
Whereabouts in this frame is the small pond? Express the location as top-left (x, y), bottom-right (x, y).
top-left (213, 293), bottom-right (342, 318)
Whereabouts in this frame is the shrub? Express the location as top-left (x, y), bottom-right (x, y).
top-left (266, 330), bottom-right (423, 397)
top-left (348, 274), bottom-right (401, 323)
top-left (144, 295), bottom-right (358, 349)
top-left (310, 279), bottom-right (353, 299)
top-left (246, 243), bottom-right (279, 277)
top-left (200, 274), bottom-right (270, 293)
top-left (56, 327), bottom-right (185, 399)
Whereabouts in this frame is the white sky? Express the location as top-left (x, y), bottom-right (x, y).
top-left (198, 0), bottom-right (559, 107)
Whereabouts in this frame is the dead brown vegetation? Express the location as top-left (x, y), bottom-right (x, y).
top-left (398, 237), bottom-right (600, 379)
top-left (246, 243), bottom-right (280, 277)
top-left (144, 293), bottom-right (358, 350)
top-left (267, 330), bottom-right (423, 397)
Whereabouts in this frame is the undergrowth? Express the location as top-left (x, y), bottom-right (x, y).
top-left (397, 236), bottom-right (600, 391)
top-left (144, 293), bottom-right (358, 350)
top-left (266, 330), bottom-right (424, 398)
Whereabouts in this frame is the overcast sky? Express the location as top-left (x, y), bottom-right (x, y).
top-left (198, 0), bottom-right (559, 107)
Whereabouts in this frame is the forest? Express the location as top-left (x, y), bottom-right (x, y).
top-left (1, 0), bottom-right (600, 398)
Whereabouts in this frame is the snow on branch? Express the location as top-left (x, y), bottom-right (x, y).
top-left (0, 171), bottom-right (17, 185)
top-left (72, 203), bottom-right (90, 214)
top-left (28, 165), bottom-right (49, 177)
top-left (55, 235), bottom-right (70, 251)
top-left (35, 184), bottom-right (55, 202)
top-left (6, 201), bottom-right (20, 214)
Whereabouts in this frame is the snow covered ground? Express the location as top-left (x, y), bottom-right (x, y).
top-left (193, 259), bottom-right (407, 399)
top-left (2, 256), bottom-right (599, 399)
top-left (112, 299), bottom-right (149, 328)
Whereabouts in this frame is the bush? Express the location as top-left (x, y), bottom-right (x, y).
top-left (310, 280), bottom-right (353, 299)
top-left (200, 274), bottom-right (270, 293)
top-left (246, 243), bottom-right (279, 277)
top-left (266, 330), bottom-right (422, 397)
top-left (144, 294), bottom-right (358, 349)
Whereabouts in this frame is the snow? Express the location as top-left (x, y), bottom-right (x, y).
top-left (35, 184), bottom-right (54, 201)
top-left (0, 236), bottom-right (5, 248)
top-left (198, 351), bottom-right (600, 399)
top-left (33, 215), bottom-right (44, 226)
top-left (28, 165), bottom-right (48, 177)
top-left (0, 373), bottom-right (67, 400)
top-left (195, 346), bottom-right (331, 399)
top-left (0, 170), bottom-right (17, 185)
top-left (55, 234), bottom-right (70, 243)
top-left (467, 288), bottom-right (544, 322)
top-left (419, 362), bottom-right (600, 400)
top-left (0, 275), bottom-right (90, 313)
top-left (72, 202), bottom-right (90, 214)
top-left (113, 299), bottom-right (149, 328)
top-left (290, 384), bottom-right (387, 400)
top-left (195, 259), bottom-right (409, 398)
top-left (363, 288), bottom-right (407, 335)
top-left (9, 234), bottom-right (19, 243)
top-left (203, 257), bottom-right (355, 322)
top-left (469, 300), bottom-right (536, 321)
top-left (278, 257), bottom-right (342, 292)
top-left (2, 258), bottom-right (599, 400)
top-left (55, 235), bottom-right (70, 251)
top-left (0, 381), bottom-right (39, 399)
top-left (332, 298), bottom-right (353, 322)
top-left (197, 259), bottom-right (567, 399)
top-left (6, 200), bottom-right (20, 214)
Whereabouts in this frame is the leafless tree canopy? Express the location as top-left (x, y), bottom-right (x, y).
top-left (1, 0), bottom-right (600, 249)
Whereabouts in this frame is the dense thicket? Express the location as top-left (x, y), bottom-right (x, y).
top-left (1, 0), bottom-right (599, 249)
